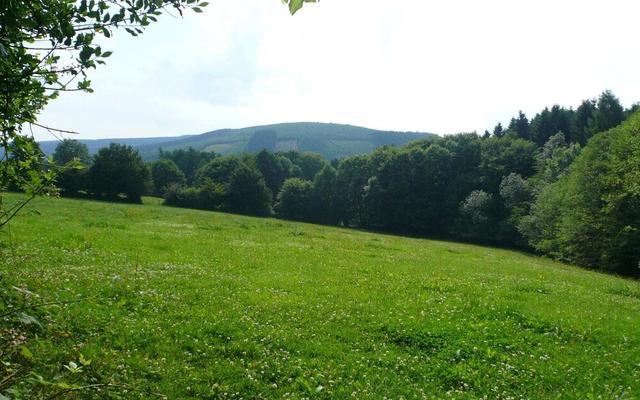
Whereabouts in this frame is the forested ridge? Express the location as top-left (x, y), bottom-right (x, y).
top-left (45, 90), bottom-right (640, 276)
top-left (38, 122), bottom-right (433, 161)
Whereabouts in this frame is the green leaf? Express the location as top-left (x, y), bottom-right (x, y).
top-left (110, 13), bottom-right (123, 23)
top-left (17, 312), bottom-right (43, 328)
top-left (192, 7), bottom-right (202, 13)
top-left (288, 0), bottom-right (304, 15)
top-left (79, 353), bottom-right (92, 366)
top-left (64, 361), bottom-right (83, 373)
top-left (20, 346), bottom-right (34, 361)
top-left (287, 0), bottom-right (316, 15)
top-left (79, 46), bottom-right (93, 62)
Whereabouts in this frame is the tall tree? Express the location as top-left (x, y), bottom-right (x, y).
top-left (507, 111), bottom-right (532, 141)
top-left (52, 139), bottom-right (90, 165)
top-left (159, 147), bottom-right (215, 185)
top-left (548, 105), bottom-right (575, 142)
top-left (311, 165), bottom-right (338, 225)
top-left (480, 135), bottom-right (538, 193)
top-left (88, 144), bottom-right (150, 203)
top-left (335, 155), bottom-right (371, 226)
top-left (531, 106), bottom-right (576, 146)
top-left (52, 139), bottom-right (90, 196)
top-left (530, 107), bottom-right (553, 146)
top-left (195, 157), bottom-right (242, 187)
top-left (226, 164), bottom-right (272, 217)
top-left (493, 123), bottom-right (505, 138)
top-left (534, 132), bottom-right (581, 185)
top-left (574, 99), bottom-right (597, 145)
top-left (591, 90), bottom-right (625, 135)
top-left (521, 111), bottom-right (640, 276)
top-left (459, 190), bottom-right (496, 242)
top-left (255, 150), bottom-right (294, 197)
top-left (151, 158), bottom-right (186, 196)
top-left (282, 151), bottom-right (328, 181)
top-left (275, 178), bottom-right (313, 221)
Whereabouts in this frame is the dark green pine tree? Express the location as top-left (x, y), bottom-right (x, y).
top-left (574, 99), bottom-right (597, 145)
top-left (507, 111), bottom-right (531, 141)
top-left (493, 123), bottom-right (504, 138)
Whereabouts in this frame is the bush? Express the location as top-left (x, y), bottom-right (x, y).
top-left (163, 180), bottom-right (225, 211)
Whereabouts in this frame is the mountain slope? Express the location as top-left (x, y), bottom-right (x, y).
top-left (38, 135), bottom-right (192, 157)
top-left (40, 122), bottom-right (435, 160)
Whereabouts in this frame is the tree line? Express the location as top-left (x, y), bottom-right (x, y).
top-left (43, 90), bottom-right (639, 277)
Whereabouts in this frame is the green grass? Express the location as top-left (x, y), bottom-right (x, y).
top-left (1, 194), bottom-right (639, 399)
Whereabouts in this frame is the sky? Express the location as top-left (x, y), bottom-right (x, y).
top-left (36, 0), bottom-right (640, 140)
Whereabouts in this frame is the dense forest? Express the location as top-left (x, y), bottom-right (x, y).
top-left (40, 91), bottom-right (640, 277)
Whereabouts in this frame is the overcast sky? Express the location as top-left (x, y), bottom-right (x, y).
top-left (36, 0), bottom-right (640, 140)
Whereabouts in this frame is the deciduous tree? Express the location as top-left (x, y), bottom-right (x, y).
top-left (151, 158), bottom-right (186, 196)
top-left (275, 178), bottom-right (313, 221)
top-left (89, 143), bottom-right (150, 203)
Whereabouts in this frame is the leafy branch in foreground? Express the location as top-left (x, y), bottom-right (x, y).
top-left (0, 0), bottom-right (208, 226)
top-left (282, 0), bottom-right (318, 15)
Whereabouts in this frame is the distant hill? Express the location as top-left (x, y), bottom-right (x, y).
top-left (38, 136), bottom-right (192, 157)
top-left (39, 122), bottom-right (435, 161)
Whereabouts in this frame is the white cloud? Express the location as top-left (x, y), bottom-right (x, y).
top-left (36, 0), bottom-right (640, 140)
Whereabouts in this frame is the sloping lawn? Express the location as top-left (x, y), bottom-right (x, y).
top-left (1, 194), bottom-right (639, 399)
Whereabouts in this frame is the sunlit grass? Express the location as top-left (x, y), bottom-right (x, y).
top-left (1, 194), bottom-right (639, 399)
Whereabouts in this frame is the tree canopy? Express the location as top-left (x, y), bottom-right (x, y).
top-left (521, 111), bottom-right (640, 275)
top-left (89, 143), bottom-right (150, 203)
top-left (151, 158), bottom-right (186, 196)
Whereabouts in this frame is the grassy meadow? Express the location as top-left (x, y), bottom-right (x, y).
top-left (1, 194), bottom-right (639, 399)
